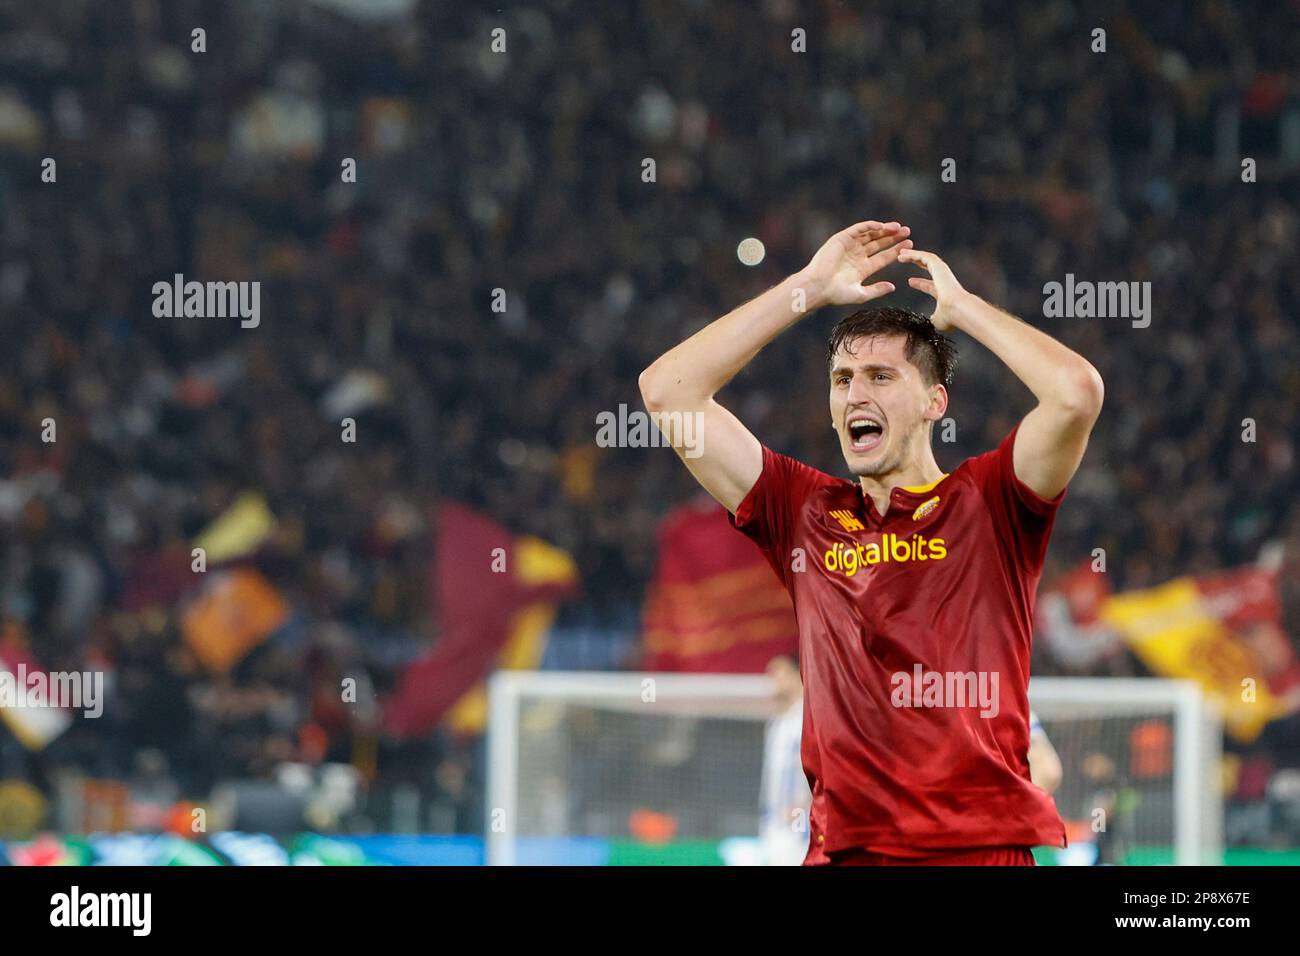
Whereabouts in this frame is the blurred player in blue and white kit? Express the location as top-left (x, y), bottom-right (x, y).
top-left (760, 654), bottom-right (812, 865)
top-left (1028, 710), bottom-right (1063, 795)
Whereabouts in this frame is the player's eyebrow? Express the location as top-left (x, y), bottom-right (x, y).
top-left (830, 363), bottom-right (898, 379)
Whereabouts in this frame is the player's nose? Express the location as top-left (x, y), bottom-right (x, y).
top-left (846, 374), bottom-right (874, 404)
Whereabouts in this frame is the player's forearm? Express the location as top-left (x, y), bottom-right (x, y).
top-left (639, 271), bottom-right (821, 410)
top-left (947, 293), bottom-right (1104, 416)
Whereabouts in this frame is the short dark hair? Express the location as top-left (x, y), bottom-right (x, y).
top-left (826, 306), bottom-right (957, 388)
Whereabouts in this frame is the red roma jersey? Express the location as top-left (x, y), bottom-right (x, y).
top-left (730, 420), bottom-right (1068, 859)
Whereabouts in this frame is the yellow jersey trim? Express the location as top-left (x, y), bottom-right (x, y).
top-left (900, 474), bottom-right (949, 494)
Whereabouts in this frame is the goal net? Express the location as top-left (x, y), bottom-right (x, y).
top-left (485, 673), bottom-right (1222, 865)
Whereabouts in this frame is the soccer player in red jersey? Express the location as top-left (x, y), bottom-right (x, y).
top-left (638, 221), bottom-right (1104, 865)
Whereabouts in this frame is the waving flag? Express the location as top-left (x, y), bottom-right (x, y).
top-left (0, 643), bottom-right (73, 751)
top-left (181, 568), bottom-right (290, 675)
top-left (1099, 560), bottom-right (1292, 742)
top-left (641, 496), bottom-right (798, 672)
top-left (382, 504), bottom-right (579, 738)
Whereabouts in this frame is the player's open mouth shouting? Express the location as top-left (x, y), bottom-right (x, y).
top-left (845, 411), bottom-right (884, 454)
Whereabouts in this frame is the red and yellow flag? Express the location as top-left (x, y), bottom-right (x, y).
top-left (382, 504), bottom-right (579, 738)
top-left (0, 637), bottom-right (73, 751)
top-left (641, 497), bottom-right (798, 672)
top-left (181, 567), bottom-right (290, 674)
top-left (1101, 564), bottom-right (1291, 742)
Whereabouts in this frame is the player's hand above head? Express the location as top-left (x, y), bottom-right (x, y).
top-left (798, 221), bottom-right (913, 309)
top-left (898, 248), bottom-right (969, 331)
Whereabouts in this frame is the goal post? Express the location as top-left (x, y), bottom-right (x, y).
top-left (1027, 677), bottom-right (1223, 866)
top-left (486, 672), bottom-right (1222, 866)
top-left (486, 671), bottom-right (777, 867)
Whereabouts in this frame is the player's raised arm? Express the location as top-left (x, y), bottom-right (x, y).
top-left (638, 221), bottom-right (913, 512)
top-left (899, 248), bottom-right (1104, 500)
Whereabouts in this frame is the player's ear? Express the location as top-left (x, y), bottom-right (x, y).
top-left (925, 383), bottom-right (948, 421)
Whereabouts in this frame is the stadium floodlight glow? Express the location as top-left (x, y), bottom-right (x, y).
top-left (737, 237), bottom-right (766, 266)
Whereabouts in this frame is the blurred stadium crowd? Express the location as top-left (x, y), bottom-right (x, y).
top-left (1, 0), bottom-right (1299, 845)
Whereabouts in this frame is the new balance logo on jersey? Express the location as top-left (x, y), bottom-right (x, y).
top-left (828, 509), bottom-right (865, 532)
top-left (823, 533), bottom-right (948, 576)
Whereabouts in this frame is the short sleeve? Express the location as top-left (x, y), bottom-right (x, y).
top-left (966, 420), bottom-right (1067, 571)
top-left (729, 446), bottom-right (836, 588)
